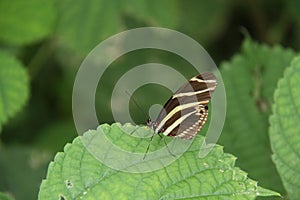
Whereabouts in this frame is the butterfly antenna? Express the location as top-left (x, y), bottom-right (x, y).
top-left (125, 90), bottom-right (149, 120)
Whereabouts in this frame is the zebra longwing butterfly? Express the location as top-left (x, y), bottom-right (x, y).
top-left (147, 72), bottom-right (217, 139)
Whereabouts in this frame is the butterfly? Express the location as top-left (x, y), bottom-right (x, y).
top-left (144, 72), bottom-right (217, 156)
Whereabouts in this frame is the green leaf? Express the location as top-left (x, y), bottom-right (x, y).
top-left (0, 192), bottom-right (14, 200)
top-left (39, 123), bottom-right (279, 200)
top-left (219, 38), bottom-right (295, 193)
top-left (241, 38), bottom-right (296, 102)
top-left (0, 0), bottom-right (56, 45)
top-left (0, 51), bottom-right (29, 132)
top-left (55, 0), bottom-right (179, 55)
top-left (269, 56), bottom-right (300, 200)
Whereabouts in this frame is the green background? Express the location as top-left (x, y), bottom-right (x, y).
top-left (0, 0), bottom-right (300, 199)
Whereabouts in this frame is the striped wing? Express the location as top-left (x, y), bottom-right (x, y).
top-left (154, 72), bottom-right (217, 139)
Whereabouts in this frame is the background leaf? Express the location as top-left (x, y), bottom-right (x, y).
top-left (0, 0), bottom-right (56, 45)
top-left (32, 120), bottom-right (77, 153)
top-left (55, 0), bottom-right (179, 55)
top-left (39, 123), bottom-right (279, 200)
top-left (178, 0), bottom-right (230, 43)
top-left (0, 146), bottom-right (50, 200)
top-left (0, 51), bottom-right (29, 133)
top-left (269, 56), bottom-right (300, 200)
top-left (0, 192), bottom-right (14, 200)
top-left (218, 38), bottom-right (295, 194)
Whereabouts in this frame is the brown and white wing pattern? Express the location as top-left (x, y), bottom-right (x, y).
top-left (152, 72), bottom-right (217, 139)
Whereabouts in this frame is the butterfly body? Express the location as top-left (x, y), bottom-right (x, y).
top-left (147, 72), bottom-right (217, 140)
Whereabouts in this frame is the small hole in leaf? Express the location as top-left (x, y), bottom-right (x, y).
top-left (65, 180), bottom-right (73, 188)
top-left (59, 194), bottom-right (66, 200)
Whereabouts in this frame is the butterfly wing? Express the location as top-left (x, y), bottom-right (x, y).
top-left (153, 72), bottom-right (217, 139)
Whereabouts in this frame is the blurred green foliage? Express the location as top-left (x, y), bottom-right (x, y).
top-left (219, 38), bottom-right (295, 195)
top-left (0, 0), bottom-right (300, 199)
top-left (270, 56), bottom-right (300, 200)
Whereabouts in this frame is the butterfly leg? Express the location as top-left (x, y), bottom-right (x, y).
top-left (158, 133), bottom-right (176, 158)
top-left (143, 131), bottom-right (156, 160)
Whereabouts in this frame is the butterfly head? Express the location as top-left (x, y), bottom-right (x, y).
top-left (147, 119), bottom-right (158, 131)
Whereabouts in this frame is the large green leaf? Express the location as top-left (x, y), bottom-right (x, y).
top-left (0, 51), bottom-right (29, 132)
top-left (39, 123), bottom-right (279, 200)
top-left (0, 0), bottom-right (56, 45)
top-left (219, 38), bottom-right (295, 193)
top-left (269, 56), bottom-right (300, 200)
